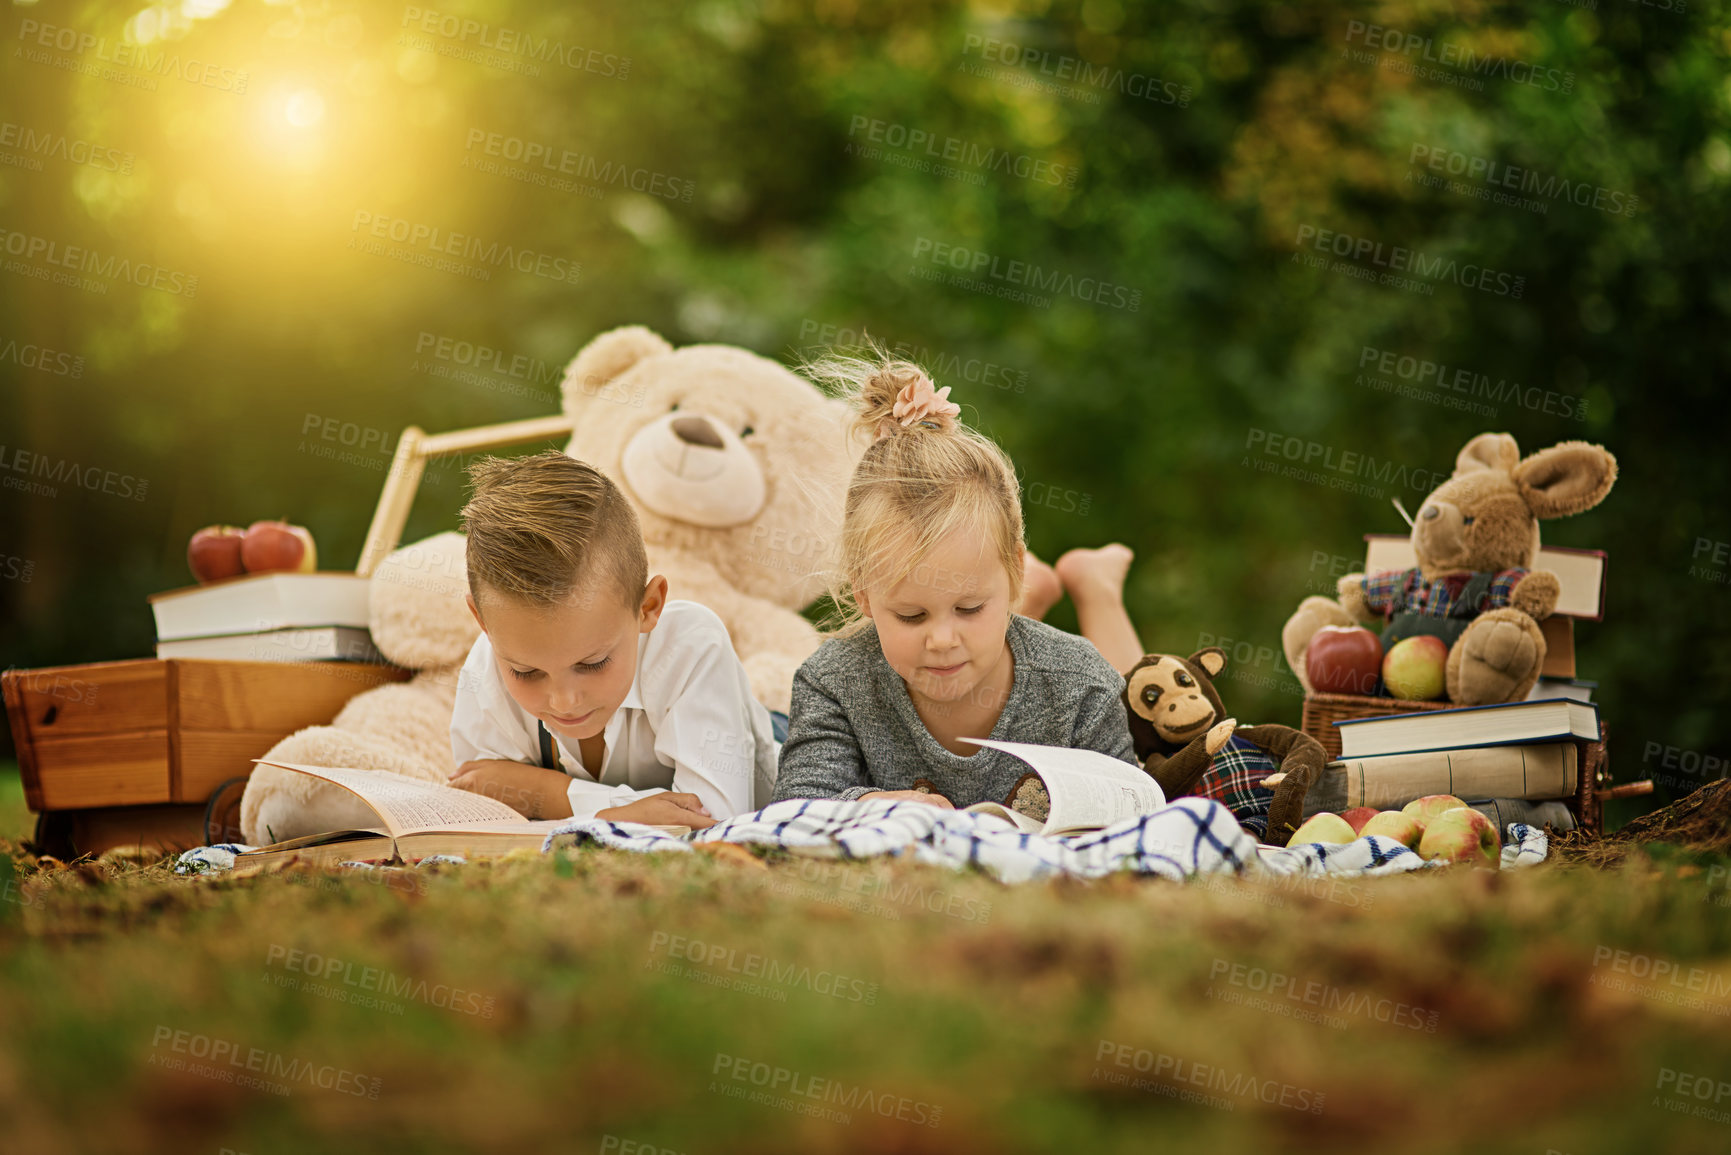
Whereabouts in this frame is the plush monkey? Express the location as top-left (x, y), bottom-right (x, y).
top-left (1123, 648), bottom-right (1327, 845)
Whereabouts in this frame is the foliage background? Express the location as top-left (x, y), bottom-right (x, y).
top-left (4, 0), bottom-right (1730, 819)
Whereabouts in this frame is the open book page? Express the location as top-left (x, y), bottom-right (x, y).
top-left (252, 760), bottom-right (525, 837)
top-left (958, 739), bottom-right (1165, 834)
top-left (963, 801), bottom-right (1043, 835)
top-left (420, 819), bottom-right (570, 835)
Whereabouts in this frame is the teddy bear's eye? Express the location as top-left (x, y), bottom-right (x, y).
top-left (669, 402), bottom-right (679, 412)
top-left (1141, 686), bottom-right (1162, 706)
top-left (1176, 671), bottom-right (1194, 687)
top-left (1462, 516), bottom-right (1475, 526)
top-left (741, 426), bottom-right (755, 438)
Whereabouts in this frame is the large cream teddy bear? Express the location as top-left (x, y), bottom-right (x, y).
top-left (560, 325), bottom-right (854, 713)
top-left (238, 327), bottom-right (853, 845)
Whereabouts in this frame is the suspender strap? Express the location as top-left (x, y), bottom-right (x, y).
top-left (537, 721), bottom-right (559, 772)
top-left (1450, 571), bottom-right (1497, 618)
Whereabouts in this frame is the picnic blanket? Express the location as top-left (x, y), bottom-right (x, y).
top-left (542, 797), bottom-right (1548, 884)
top-left (175, 797), bottom-right (1548, 884)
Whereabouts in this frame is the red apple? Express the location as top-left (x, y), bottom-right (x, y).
top-left (1304, 625), bottom-right (1383, 696)
top-left (1340, 807), bottom-right (1381, 835)
top-left (1383, 635), bottom-right (1448, 700)
top-left (1417, 806), bottom-right (1501, 868)
top-left (1401, 794), bottom-right (1469, 831)
top-left (187, 525), bottom-right (247, 583)
top-left (1360, 810), bottom-right (1423, 849)
top-left (240, 520), bottom-right (317, 574)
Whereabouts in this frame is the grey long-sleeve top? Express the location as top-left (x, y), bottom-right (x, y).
top-left (772, 614), bottom-right (1137, 808)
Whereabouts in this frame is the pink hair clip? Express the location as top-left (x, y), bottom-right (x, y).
top-left (878, 377), bottom-right (960, 441)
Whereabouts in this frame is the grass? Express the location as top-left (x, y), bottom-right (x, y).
top-left (3, 767), bottom-right (1730, 1153)
top-left (1, 761), bottom-right (29, 845)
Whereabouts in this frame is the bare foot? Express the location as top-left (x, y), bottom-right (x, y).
top-left (1055, 544), bottom-right (1144, 675)
top-left (1018, 550), bottom-right (1064, 619)
top-left (1055, 544), bottom-right (1134, 604)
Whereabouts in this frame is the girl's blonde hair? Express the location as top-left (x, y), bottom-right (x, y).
top-left (802, 341), bottom-right (1024, 635)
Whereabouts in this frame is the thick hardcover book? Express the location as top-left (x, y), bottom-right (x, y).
top-left (1335, 698), bottom-right (1599, 758)
top-left (149, 572), bottom-right (372, 641)
top-left (156, 626), bottom-right (383, 664)
top-left (1308, 742), bottom-right (1578, 811)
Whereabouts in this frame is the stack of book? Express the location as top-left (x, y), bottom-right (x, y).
top-left (148, 572), bottom-right (384, 663)
top-left (1307, 698), bottom-right (1602, 831)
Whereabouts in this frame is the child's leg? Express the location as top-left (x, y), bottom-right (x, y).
top-left (1018, 549), bottom-right (1064, 620)
top-left (1055, 544), bottom-right (1145, 674)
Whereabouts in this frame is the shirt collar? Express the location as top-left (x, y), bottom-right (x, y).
top-left (618, 629), bottom-right (649, 712)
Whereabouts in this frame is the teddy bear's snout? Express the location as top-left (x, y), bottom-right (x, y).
top-left (672, 415), bottom-right (725, 449)
top-left (621, 411), bottom-right (768, 528)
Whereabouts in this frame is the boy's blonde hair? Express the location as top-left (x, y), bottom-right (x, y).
top-left (460, 450), bottom-right (648, 614)
top-left (803, 342), bottom-right (1024, 635)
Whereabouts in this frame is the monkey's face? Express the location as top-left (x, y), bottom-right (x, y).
top-left (1126, 657), bottom-right (1219, 744)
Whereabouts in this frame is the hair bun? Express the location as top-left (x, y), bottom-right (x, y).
top-left (877, 372), bottom-right (959, 441)
top-left (799, 343), bottom-right (959, 445)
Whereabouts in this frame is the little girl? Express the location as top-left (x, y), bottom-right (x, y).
top-left (772, 351), bottom-right (1144, 809)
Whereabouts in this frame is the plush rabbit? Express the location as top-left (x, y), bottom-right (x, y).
top-left (1283, 433), bottom-right (1616, 705)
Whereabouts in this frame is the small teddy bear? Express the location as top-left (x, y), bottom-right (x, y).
top-left (1283, 433), bottom-right (1617, 705)
top-left (1123, 648), bottom-right (1327, 844)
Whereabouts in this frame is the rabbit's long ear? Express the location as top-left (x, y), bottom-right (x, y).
top-left (1512, 442), bottom-right (1618, 519)
top-left (1454, 432), bottom-right (1521, 477)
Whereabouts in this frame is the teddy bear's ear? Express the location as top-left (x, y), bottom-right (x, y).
top-left (562, 326), bottom-right (672, 408)
top-left (1453, 432), bottom-right (1521, 478)
top-left (1511, 442), bottom-right (1618, 519)
top-left (1189, 647), bottom-right (1228, 678)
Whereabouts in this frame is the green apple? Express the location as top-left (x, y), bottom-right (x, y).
top-left (1401, 794), bottom-right (1469, 831)
top-left (1382, 635), bottom-right (1448, 700)
top-left (1286, 811), bottom-right (1357, 848)
top-left (1359, 810), bottom-right (1423, 849)
top-left (1417, 806), bottom-right (1501, 868)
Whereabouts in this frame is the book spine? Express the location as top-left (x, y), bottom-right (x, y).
top-left (1340, 743), bottom-right (1577, 808)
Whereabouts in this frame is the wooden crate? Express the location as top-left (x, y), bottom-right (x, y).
top-left (4, 658), bottom-right (409, 815)
top-left (31, 804), bottom-right (211, 861)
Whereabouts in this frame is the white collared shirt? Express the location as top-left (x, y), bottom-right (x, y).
top-left (450, 600), bottom-right (777, 821)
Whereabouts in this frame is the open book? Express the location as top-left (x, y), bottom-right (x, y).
top-left (238, 760), bottom-right (685, 867)
top-left (955, 738), bottom-right (1165, 836)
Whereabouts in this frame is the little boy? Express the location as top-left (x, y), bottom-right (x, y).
top-left (448, 450), bottom-right (777, 829)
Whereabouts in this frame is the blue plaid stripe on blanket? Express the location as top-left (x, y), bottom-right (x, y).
top-left (174, 805), bottom-right (1548, 884)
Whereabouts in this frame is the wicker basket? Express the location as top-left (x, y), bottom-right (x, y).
top-left (1299, 691), bottom-right (1452, 761)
